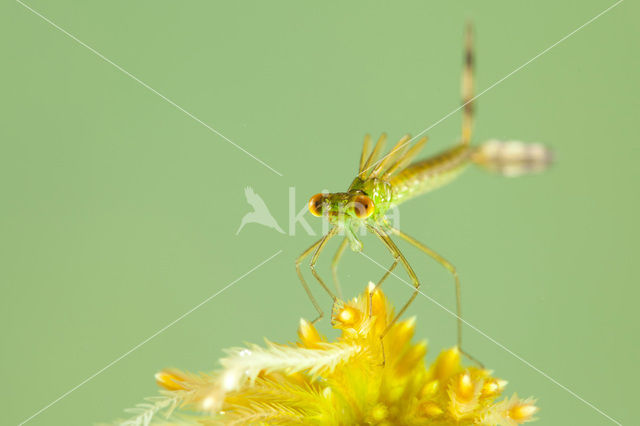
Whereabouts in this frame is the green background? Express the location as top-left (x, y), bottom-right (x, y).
top-left (1, 1), bottom-right (637, 424)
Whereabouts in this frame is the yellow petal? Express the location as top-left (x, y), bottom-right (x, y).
top-left (481, 378), bottom-right (507, 397)
top-left (369, 283), bottom-right (387, 327)
top-left (395, 340), bottom-right (427, 376)
top-left (419, 401), bottom-right (444, 418)
top-left (430, 346), bottom-right (461, 383)
top-left (509, 401), bottom-right (539, 422)
top-left (419, 379), bottom-right (439, 399)
top-left (455, 371), bottom-right (474, 402)
top-left (386, 317), bottom-right (416, 357)
top-left (298, 318), bottom-right (325, 348)
top-left (155, 369), bottom-right (187, 391)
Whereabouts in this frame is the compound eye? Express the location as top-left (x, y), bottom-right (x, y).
top-left (308, 193), bottom-right (325, 217)
top-left (353, 194), bottom-right (375, 219)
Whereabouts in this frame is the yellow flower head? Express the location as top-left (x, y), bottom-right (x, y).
top-left (116, 283), bottom-right (538, 425)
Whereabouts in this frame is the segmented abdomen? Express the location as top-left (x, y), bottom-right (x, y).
top-left (390, 145), bottom-right (473, 205)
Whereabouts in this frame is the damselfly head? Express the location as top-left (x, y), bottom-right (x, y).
top-left (308, 192), bottom-right (375, 222)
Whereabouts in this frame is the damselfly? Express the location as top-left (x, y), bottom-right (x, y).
top-left (296, 25), bottom-right (552, 364)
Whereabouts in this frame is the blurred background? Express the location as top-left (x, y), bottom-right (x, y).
top-left (1, 1), bottom-right (637, 424)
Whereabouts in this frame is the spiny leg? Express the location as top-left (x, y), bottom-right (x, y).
top-left (296, 237), bottom-right (326, 324)
top-left (309, 227), bottom-right (339, 321)
top-left (461, 22), bottom-right (475, 146)
top-left (331, 237), bottom-right (349, 300)
top-left (370, 227), bottom-right (421, 330)
top-left (390, 226), bottom-right (483, 367)
top-left (367, 225), bottom-right (421, 366)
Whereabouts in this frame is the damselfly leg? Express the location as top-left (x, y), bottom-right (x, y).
top-left (331, 237), bottom-right (349, 300)
top-left (295, 227), bottom-right (339, 324)
top-left (390, 227), bottom-right (483, 367)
